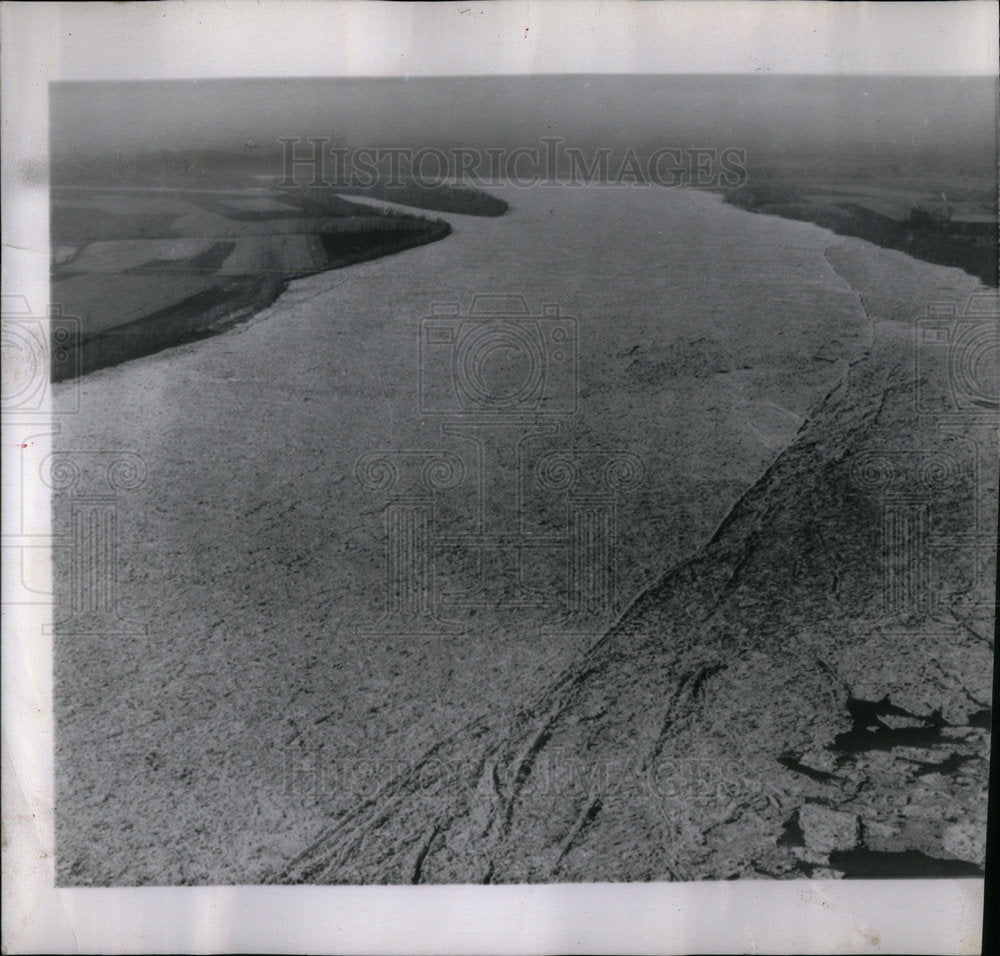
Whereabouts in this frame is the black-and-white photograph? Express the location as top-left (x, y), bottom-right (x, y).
top-left (2, 2), bottom-right (997, 952)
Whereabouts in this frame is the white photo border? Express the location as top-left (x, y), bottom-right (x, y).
top-left (3, 2), bottom-right (997, 953)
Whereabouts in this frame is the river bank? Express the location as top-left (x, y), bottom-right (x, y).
top-left (49, 181), bottom-right (507, 378)
top-left (723, 180), bottom-right (997, 288)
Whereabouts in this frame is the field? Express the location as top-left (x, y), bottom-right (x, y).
top-left (50, 172), bottom-right (507, 377)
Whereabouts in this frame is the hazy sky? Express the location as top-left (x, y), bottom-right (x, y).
top-left (50, 75), bottom-right (997, 167)
top-left (5, 3), bottom-right (999, 177)
top-left (29, 1), bottom-right (1000, 80)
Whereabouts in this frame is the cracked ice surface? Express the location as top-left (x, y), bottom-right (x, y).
top-left (49, 184), bottom-right (991, 884)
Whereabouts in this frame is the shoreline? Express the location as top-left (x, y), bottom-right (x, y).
top-left (721, 183), bottom-right (997, 288)
top-left (53, 219), bottom-right (452, 381)
top-left (51, 179), bottom-right (995, 381)
top-left (48, 180), bottom-right (504, 380)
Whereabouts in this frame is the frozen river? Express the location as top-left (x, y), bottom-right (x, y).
top-left (54, 182), bottom-right (879, 882)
